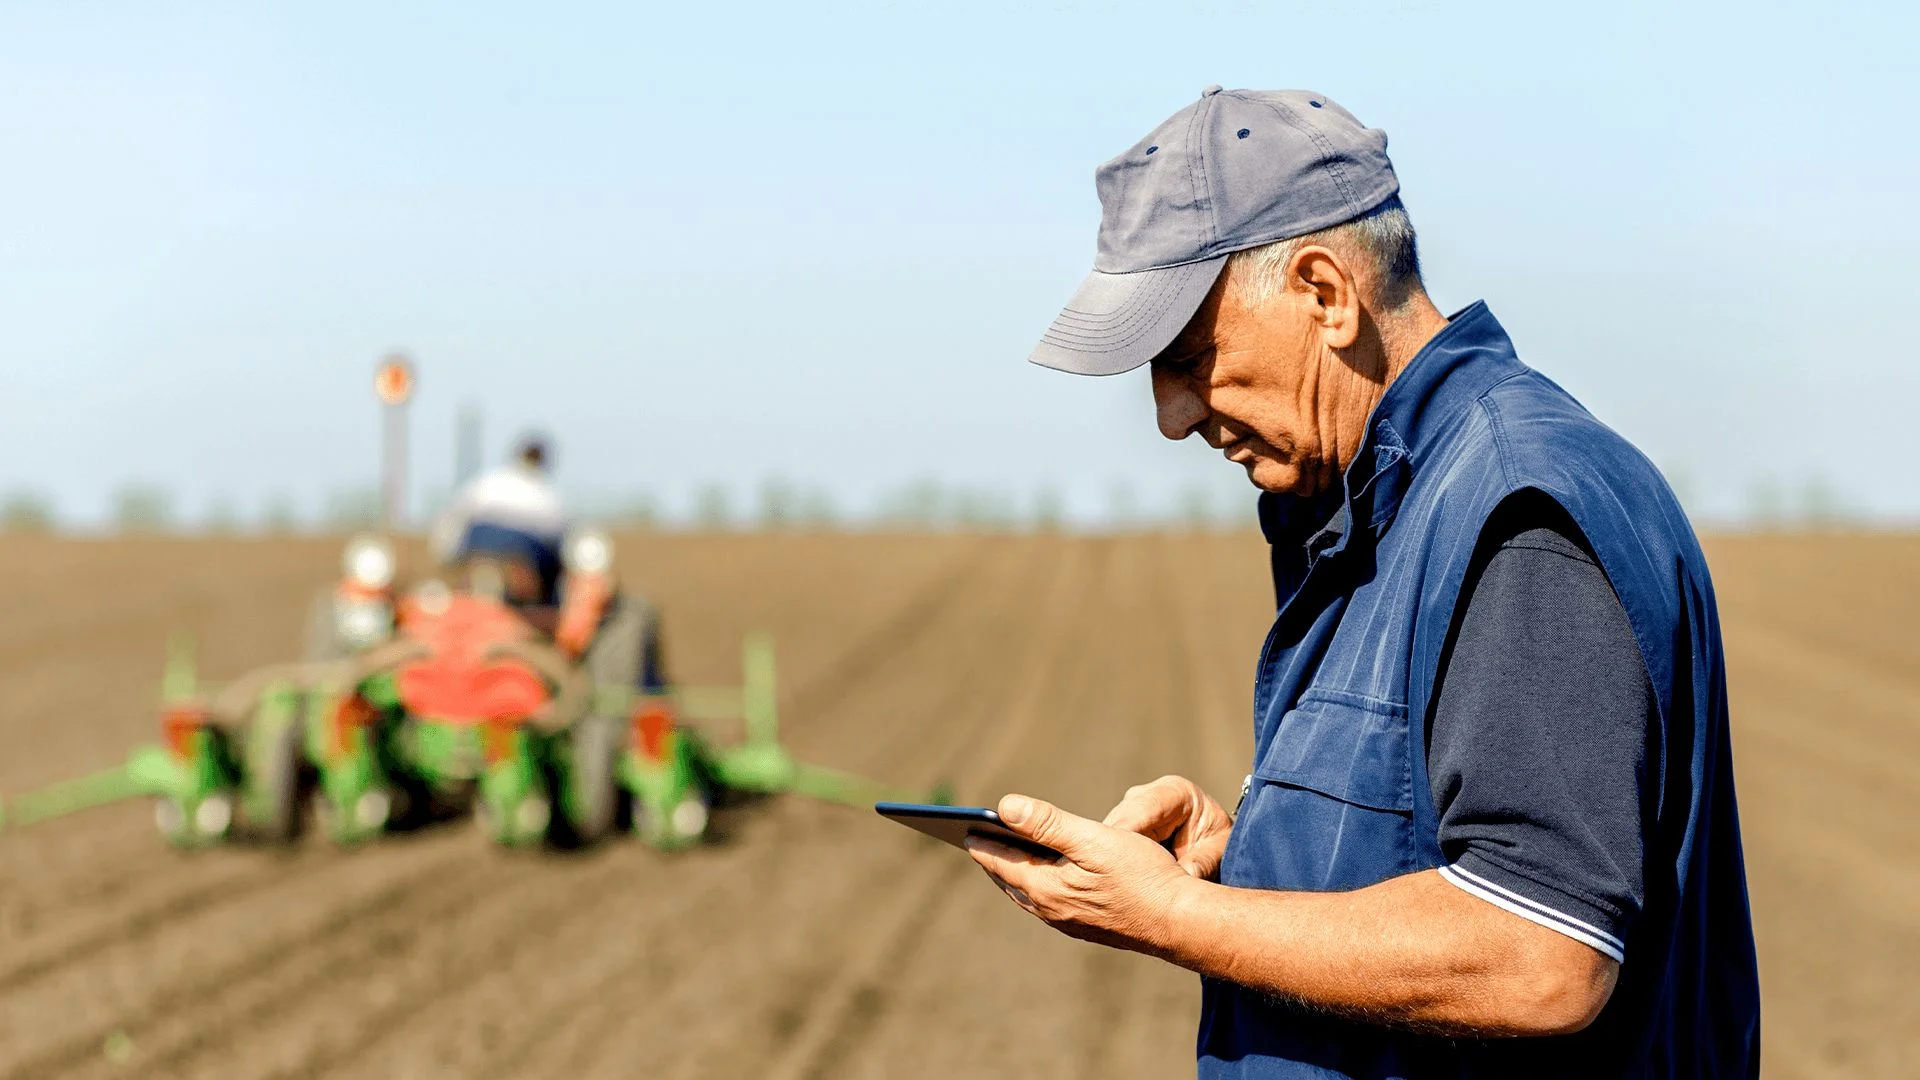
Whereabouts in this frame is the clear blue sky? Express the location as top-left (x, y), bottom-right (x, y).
top-left (2, 1), bottom-right (1914, 527)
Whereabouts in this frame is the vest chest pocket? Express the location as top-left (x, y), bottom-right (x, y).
top-left (1255, 689), bottom-right (1414, 811)
top-left (1232, 689), bottom-right (1418, 892)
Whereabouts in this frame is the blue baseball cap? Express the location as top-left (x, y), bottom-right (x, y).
top-left (1030, 87), bottom-right (1399, 375)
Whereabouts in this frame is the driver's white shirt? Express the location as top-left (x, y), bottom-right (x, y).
top-left (430, 464), bottom-right (566, 561)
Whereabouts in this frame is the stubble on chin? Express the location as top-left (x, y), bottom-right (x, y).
top-left (1249, 452), bottom-right (1337, 500)
top-left (1246, 457), bottom-right (1301, 497)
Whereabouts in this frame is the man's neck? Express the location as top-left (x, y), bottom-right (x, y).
top-left (1376, 293), bottom-right (1451, 384)
top-left (1324, 294), bottom-right (1451, 489)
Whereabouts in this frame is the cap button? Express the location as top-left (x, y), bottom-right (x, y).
top-left (1201, 84), bottom-right (1223, 97)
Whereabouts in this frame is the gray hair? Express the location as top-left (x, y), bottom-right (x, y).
top-left (1226, 195), bottom-right (1424, 310)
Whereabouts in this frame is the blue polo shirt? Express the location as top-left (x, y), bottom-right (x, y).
top-left (1197, 304), bottom-right (1759, 1078)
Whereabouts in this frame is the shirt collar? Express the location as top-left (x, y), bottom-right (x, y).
top-left (1261, 301), bottom-right (1525, 554)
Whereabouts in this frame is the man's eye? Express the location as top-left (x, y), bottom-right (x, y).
top-left (1152, 346), bottom-right (1210, 377)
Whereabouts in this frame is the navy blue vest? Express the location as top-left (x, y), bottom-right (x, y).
top-left (1197, 304), bottom-right (1759, 1078)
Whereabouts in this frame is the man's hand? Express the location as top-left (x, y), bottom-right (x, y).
top-left (963, 788), bottom-right (1619, 1038)
top-left (963, 793), bottom-right (1196, 957)
top-left (1101, 775), bottom-right (1233, 881)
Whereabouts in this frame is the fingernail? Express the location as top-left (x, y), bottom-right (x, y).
top-left (1001, 795), bottom-right (1032, 825)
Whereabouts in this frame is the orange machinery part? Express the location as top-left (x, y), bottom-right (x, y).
top-left (329, 694), bottom-right (379, 759)
top-left (553, 571), bottom-right (613, 659)
top-left (161, 706), bottom-right (209, 760)
top-left (336, 579), bottom-right (390, 604)
top-left (632, 700), bottom-right (676, 763)
top-left (393, 593), bottom-right (550, 724)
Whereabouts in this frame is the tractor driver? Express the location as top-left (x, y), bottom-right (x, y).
top-left (430, 435), bottom-right (568, 608)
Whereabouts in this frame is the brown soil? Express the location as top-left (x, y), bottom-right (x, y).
top-left (0, 531), bottom-right (1910, 1078)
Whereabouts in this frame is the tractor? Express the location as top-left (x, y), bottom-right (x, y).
top-left (3, 532), bottom-right (936, 848)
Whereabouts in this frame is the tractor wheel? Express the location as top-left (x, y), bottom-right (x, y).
top-left (560, 713), bottom-right (622, 845)
top-left (583, 595), bottom-right (648, 690)
top-left (569, 596), bottom-right (654, 846)
top-left (247, 707), bottom-right (307, 842)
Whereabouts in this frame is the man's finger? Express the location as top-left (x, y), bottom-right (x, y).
top-left (965, 835), bottom-right (1051, 899)
top-left (1101, 780), bottom-right (1188, 840)
top-left (993, 877), bottom-right (1036, 912)
top-left (962, 847), bottom-right (1039, 911)
top-left (1176, 830), bottom-right (1232, 880)
top-left (964, 834), bottom-right (1051, 870)
top-left (998, 793), bottom-right (1100, 856)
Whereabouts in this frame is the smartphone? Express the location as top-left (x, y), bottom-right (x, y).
top-left (874, 801), bottom-right (1063, 860)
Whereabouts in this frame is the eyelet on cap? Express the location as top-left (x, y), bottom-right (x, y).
top-left (1309, 100), bottom-right (1323, 108)
top-left (1236, 128), bottom-right (1250, 139)
top-left (1145, 145), bottom-right (1158, 155)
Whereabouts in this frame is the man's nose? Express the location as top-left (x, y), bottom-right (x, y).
top-left (1152, 375), bottom-right (1207, 441)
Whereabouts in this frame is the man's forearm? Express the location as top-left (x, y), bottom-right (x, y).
top-left (1153, 868), bottom-right (1617, 1037)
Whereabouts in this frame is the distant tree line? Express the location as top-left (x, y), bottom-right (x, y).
top-left (584, 476), bottom-right (1256, 534)
top-left (0, 485), bottom-right (389, 536)
top-left (0, 472), bottom-right (1888, 536)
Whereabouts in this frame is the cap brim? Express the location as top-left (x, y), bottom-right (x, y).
top-left (1027, 255), bottom-right (1228, 376)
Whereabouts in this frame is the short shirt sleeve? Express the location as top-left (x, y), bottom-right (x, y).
top-left (1428, 492), bottom-right (1657, 963)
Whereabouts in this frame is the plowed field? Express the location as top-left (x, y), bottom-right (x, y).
top-left (0, 531), bottom-right (1912, 1078)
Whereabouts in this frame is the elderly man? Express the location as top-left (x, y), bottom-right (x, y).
top-left (965, 88), bottom-right (1759, 1077)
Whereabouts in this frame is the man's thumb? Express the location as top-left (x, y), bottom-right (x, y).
top-left (998, 794), bottom-right (1085, 853)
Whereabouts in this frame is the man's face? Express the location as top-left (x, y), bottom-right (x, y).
top-left (1150, 258), bottom-right (1349, 497)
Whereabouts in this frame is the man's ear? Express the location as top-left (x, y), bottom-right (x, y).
top-left (1288, 245), bottom-right (1362, 350)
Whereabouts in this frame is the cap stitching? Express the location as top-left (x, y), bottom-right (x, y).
top-left (1040, 261), bottom-right (1225, 351)
top-left (1050, 274), bottom-right (1183, 336)
top-left (1254, 97), bottom-right (1362, 214)
top-left (1189, 95), bottom-right (1219, 250)
top-left (1046, 263), bottom-right (1192, 341)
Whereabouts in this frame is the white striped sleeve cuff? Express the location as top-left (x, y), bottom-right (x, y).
top-left (1438, 862), bottom-right (1627, 963)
